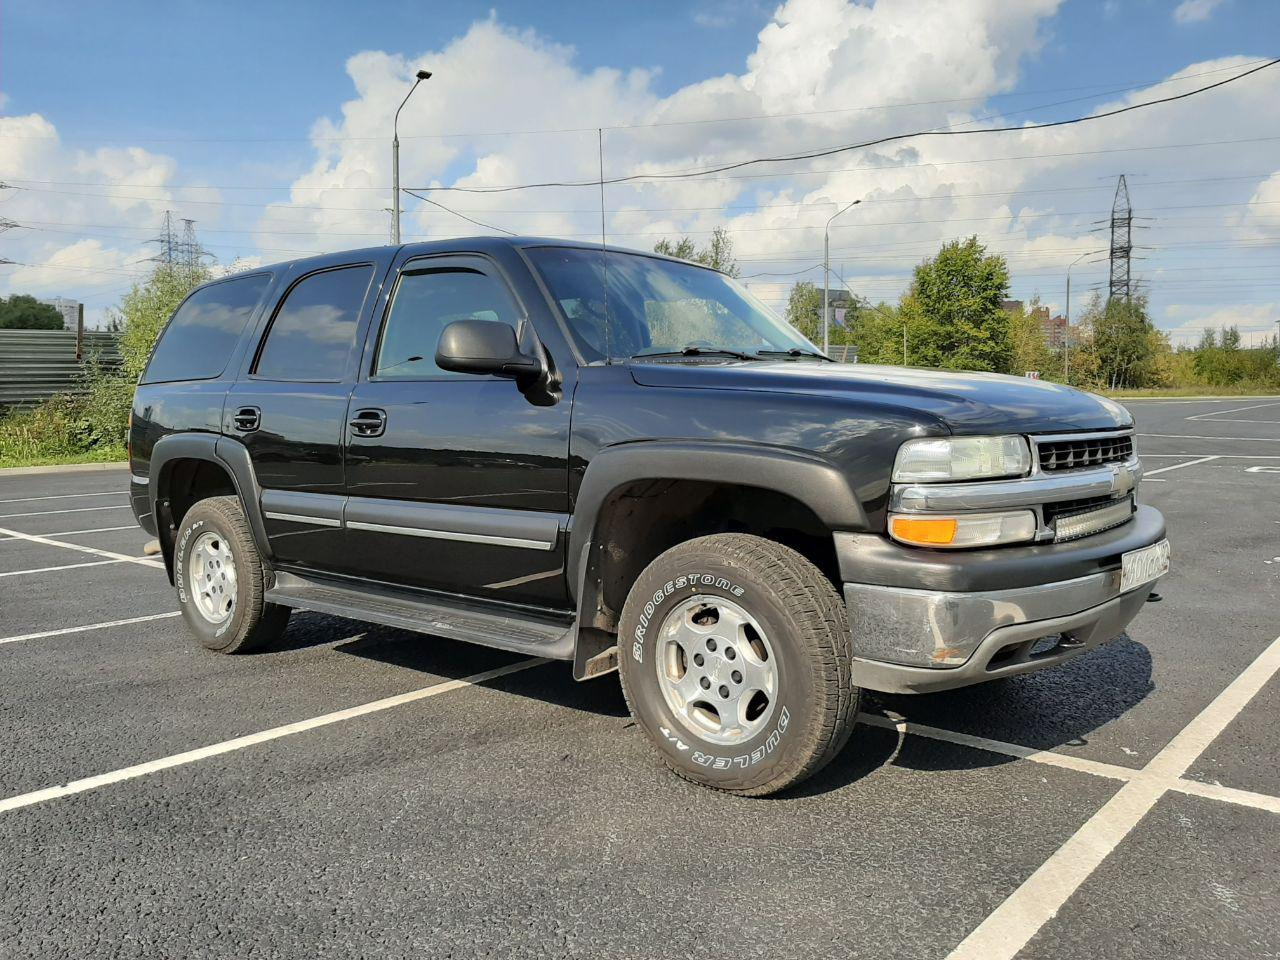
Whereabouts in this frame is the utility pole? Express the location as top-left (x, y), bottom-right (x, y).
top-left (149, 210), bottom-right (179, 266)
top-left (1108, 175), bottom-right (1132, 303)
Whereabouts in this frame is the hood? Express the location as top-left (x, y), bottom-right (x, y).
top-left (627, 361), bottom-right (1132, 434)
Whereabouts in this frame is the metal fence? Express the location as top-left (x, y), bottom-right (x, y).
top-left (0, 329), bottom-right (124, 409)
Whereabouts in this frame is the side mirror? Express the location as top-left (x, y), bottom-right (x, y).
top-left (435, 319), bottom-right (540, 380)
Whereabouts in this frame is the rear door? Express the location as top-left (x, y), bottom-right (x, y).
top-left (342, 252), bottom-right (573, 607)
top-left (226, 258), bottom-right (387, 574)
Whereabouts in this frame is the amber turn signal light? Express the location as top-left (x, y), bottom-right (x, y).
top-left (889, 516), bottom-right (958, 546)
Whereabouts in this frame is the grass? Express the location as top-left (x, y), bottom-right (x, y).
top-left (1104, 386), bottom-right (1280, 399)
top-left (0, 444), bottom-right (128, 470)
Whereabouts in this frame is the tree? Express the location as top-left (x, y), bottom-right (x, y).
top-left (1008, 299), bottom-right (1060, 380)
top-left (784, 281), bottom-right (823, 343)
top-left (653, 227), bottom-right (739, 277)
top-left (114, 262), bottom-right (211, 381)
top-left (901, 236), bottom-right (1012, 372)
top-left (0, 295), bottom-right (64, 330)
top-left (1090, 295), bottom-right (1159, 390)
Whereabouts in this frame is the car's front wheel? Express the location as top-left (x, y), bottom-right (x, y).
top-left (617, 534), bottom-right (859, 796)
top-left (173, 495), bottom-right (290, 653)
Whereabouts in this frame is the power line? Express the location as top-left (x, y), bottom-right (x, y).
top-left (411, 59), bottom-right (1280, 194)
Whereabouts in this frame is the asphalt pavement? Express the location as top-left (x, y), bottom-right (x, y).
top-left (1, 396), bottom-right (1277, 959)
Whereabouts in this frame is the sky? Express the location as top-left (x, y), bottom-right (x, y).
top-left (1, 0), bottom-right (1278, 343)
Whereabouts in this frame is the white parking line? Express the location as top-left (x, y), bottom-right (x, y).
top-left (0, 558), bottom-right (139, 579)
top-left (0, 525), bottom-right (139, 542)
top-left (0, 526), bottom-right (163, 569)
top-left (0, 657), bottom-right (543, 814)
top-left (1139, 433), bottom-right (1280, 443)
top-left (0, 504), bottom-right (130, 520)
top-left (946, 632), bottom-right (1280, 960)
top-left (1142, 454), bottom-right (1280, 458)
top-left (1171, 778), bottom-right (1280, 815)
top-left (0, 612), bottom-right (181, 647)
top-left (1187, 401), bottom-right (1280, 422)
top-left (0, 491), bottom-right (122, 505)
top-left (1144, 455), bottom-right (1220, 476)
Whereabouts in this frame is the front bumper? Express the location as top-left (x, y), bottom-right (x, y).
top-left (839, 505), bottom-right (1166, 694)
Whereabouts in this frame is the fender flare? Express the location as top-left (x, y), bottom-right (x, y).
top-left (567, 439), bottom-right (867, 600)
top-left (150, 434), bottom-right (271, 573)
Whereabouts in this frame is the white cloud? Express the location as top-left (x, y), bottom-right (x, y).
top-left (1164, 302), bottom-right (1280, 345)
top-left (1173, 0), bottom-right (1225, 24)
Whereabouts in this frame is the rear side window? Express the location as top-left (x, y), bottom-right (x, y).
top-left (142, 273), bottom-right (272, 383)
top-left (373, 267), bottom-right (519, 380)
top-left (254, 264), bottom-right (374, 381)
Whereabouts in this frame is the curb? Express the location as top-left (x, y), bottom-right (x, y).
top-left (0, 461), bottom-right (129, 478)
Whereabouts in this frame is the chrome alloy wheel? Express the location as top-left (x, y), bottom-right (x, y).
top-left (655, 595), bottom-right (779, 744)
top-left (187, 531), bottom-right (237, 625)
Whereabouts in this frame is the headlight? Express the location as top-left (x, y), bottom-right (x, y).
top-left (892, 435), bottom-right (1031, 483)
top-left (889, 510), bottom-right (1037, 548)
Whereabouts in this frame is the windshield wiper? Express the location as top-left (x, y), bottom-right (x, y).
top-left (633, 346), bottom-right (759, 361)
top-left (754, 348), bottom-right (834, 361)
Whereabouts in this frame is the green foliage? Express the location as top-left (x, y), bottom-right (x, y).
top-left (0, 263), bottom-right (208, 466)
top-left (0, 294), bottom-right (64, 330)
top-left (653, 227), bottom-right (740, 277)
top-left (1087, 295), bottom-right (1162, 390)
top-left (1008, 299), bottom-right (1062, 381)
top-left (784, 281), bottom-right (823, 343)
top-left (901, 237), bottom-right (1012, 372)
top-left (116, 262), bottom-right (211, 380)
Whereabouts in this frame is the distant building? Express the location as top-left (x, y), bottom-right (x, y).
top-left (999, 299), bottom-right (1024, 314)
top-left (38, 297), bottom-right (82, 331)
top-left (1041, 313), bottom-right (1069, 349)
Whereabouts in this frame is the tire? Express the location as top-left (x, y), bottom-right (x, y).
top-left (617, 534), bottom-right (859, 796)
top-left (173, 495), bottom-right (291, 654)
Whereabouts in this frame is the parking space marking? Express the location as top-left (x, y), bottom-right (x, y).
top-left (0, 612), bottom-right (181, 647)
top-left (1171, 778), bottom-right (1280, 815)
top-left (1144, 455), bottom-right (1219, 476)
top-left (0, 658), bottom-right (542, 814)
top-left (0, 491), bottom-right (122, 505)
top-left (0, 525), bottom-right (138, 542)
top-left (1186, 401), bottom-right (1280, 423)
top-left (0, 558), bottom-right (139, 579)
top-left (946, 632), bottom-right (1280, 960)
top-left (0, 526), bottom-right (163, 569)
top-left (860, 713), bottom-right (1135, 781)
top-left (0, 504), bottom-right (131, 520)
top-left (1139, 433), bottom-right (1280, 443)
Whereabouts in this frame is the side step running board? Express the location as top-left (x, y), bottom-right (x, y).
top-left (266, 570), bottom-right (576, 661)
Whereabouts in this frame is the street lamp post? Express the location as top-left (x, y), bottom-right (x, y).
top-left (1064, 249), bottom-right (1096, 383)
top-left (823, 199), bottom-right (861, 354)
top-left (392, 69), bottom-right (432, 245)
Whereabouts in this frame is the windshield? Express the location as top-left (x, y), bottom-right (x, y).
top-left (526, 247), bottom-right (820, 362)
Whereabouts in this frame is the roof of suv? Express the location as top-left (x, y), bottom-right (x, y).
top-left (218, 235), bottom-right (711, 284)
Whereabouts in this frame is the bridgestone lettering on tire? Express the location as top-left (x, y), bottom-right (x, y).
top-left (173, 496), bottom-right (290, 654)
top-left (617, 534), bottom-right (859, 796)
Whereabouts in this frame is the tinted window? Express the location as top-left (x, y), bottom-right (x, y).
top-left (526, 247), bottom-right (815, 362)
top-left (374, 267), bottom-right (519, 380)
top-left (254, 265), bottom-right (373, 381)
top-left (143, 274), bottom-right (271, 383)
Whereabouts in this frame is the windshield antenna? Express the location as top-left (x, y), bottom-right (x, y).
top-left (598, 127), bottom-right (612, 365)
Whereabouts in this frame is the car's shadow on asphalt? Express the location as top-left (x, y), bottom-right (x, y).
top-left (268, 612), bottom-right (1154, 797)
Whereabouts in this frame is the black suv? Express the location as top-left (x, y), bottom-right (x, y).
top-left (129, 237), bottom-right (1169, 795)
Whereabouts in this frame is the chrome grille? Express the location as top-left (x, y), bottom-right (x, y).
top-left (1036, 433), bottom-right (1133, 472)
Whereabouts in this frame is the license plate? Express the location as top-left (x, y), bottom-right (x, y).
top-left (1121, 539), bottom-right (1170, 593)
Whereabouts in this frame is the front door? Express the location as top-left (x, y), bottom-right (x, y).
top-left (343, 254), bottom-right (572, 608)
top-left (226, 260), bottom-right (383, 573)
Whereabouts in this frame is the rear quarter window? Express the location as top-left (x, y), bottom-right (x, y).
top-left (142, 273), bottom-right (273, 384)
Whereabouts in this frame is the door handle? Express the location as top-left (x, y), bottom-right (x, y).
top-left (349, 408), bottom-right (387, 438)
top-left (232, 406), bottom-right (261, 432)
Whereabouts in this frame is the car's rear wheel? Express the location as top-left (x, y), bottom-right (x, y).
top-left (173, 496), bottom-right (290, 653)
top-left (617, 533), bottom-right (859, 796)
